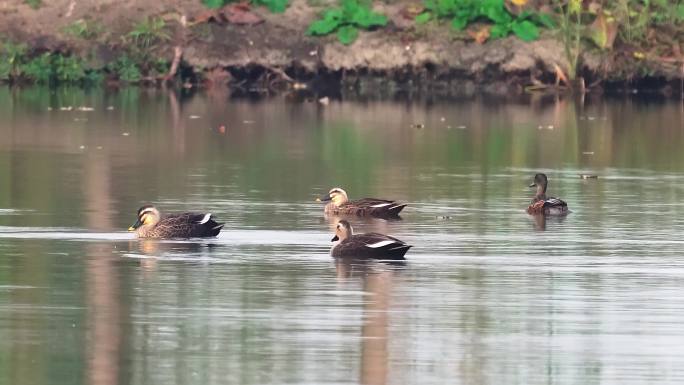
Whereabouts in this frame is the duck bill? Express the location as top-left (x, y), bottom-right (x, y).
top-left (331, 235), bottom-right (339, 242)
top-left (316, 194), bottom-right (332, 202)
top-left (528, 183), bottom-right (537, 188)
top-left (128, 218), bottom-right (142, 231)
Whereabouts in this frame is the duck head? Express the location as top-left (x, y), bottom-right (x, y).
top-left (316, 187), bottom-right (349, 207)
top-left (129, 205), bottom-right (161, 231)
top-left (529, 173), bottom-right (548, 194)
top-left (331, 220), bottom-right (353, 242)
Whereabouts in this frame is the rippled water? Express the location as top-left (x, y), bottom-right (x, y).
top-left (1, 88), bottom-right (684, 385)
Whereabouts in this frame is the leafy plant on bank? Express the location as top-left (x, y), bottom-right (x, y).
top-left (415, 0), bottom-right (554, 42)
top-left (307, 0), bottom-right (388, 45)
top-left (62, 19), bottom-right (104, 40)
top-left (24, 0), bottom-right (41, 9)
top-left (0, 43), bottom-right (100, 84)
top-left (127, 17), bottom-right (171, 50)
top-left (553, 0), bottom-right (583, 80)
top-left (201, 0), bottom-right (290, 13)
top-left (106, 56), bottom-right (142, 83)
top-left (611, 0), bottom-right (684, 45)
top-left (0, 42), bottom-right (29, 81)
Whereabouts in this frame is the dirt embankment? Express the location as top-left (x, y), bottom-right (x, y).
top-left (1, 0), bottom-right (683, 95)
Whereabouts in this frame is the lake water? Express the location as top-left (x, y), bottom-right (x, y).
top-left (0, 87), bottom-right (684, 385)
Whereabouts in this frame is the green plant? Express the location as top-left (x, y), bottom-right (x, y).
top-left (0, 42), bottom-right (28, 81)
top-left (307, 0), bottom-right (388, 45)
top-left (13, 52), bottom-right (92, 84)
top-left (554, 0), bottom-right (583, 80)
top-left (24, 0), bottom-right (41, 9)
top-left (62, 19), bottom-right (103, 40)
top-left (415, 0), bottom-right (554, 42)
top-left (21, 53), bottom-right (54, 83)
top-left (610, 0), bottom-right (684, 46)
top-left (201, 0), bottom-right (289, 13)
top-left (108, 56), bottom-right (142, 82)
top-left (53, 55), bottom-right (87, 82)
top-left (127, 17), bottom-right (170, 50)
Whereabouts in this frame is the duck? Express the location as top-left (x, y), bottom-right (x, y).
top-left (128, 205), bottom-right (224, 238)
top-left (330, 220), bottom-right (411, 260)
top-left (316, 187), bottom-right (406, 217)
top-left (527, 173), bottom-right (569, 215)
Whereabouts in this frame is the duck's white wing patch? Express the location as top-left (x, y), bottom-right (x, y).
top-left (198, 213), bottom-right (212, 224)
top-left (370, 202), bottom-right (392, 208)
top-left (365, 240), bottom-right (395, 248)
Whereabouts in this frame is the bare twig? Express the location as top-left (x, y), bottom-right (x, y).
top-left (164, 46), bottom-right (183, 82)
top-left (264, 65), bottom-right (294, 83)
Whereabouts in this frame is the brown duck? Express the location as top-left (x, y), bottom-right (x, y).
top-left (527, 173), bottom-right (569, 215)
top-left (330, 220), bottom-right (411, 260)
top-left (317, 187), bottom-right (406, 217)
top-left (128, 205), bottom-right (224, 238)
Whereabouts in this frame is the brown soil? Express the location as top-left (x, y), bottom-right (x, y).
top-left (1, 0), bottom-right (682, 94)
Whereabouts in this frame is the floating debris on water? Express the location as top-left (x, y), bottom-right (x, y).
top-left (318, 97), bottom-right (330, 106)
top-left (457, 125), bottom-right (467, 129)
top-left (411, 123), bottom-right (425, 129)
top-left (79, 145), bottom-right (86, 150)
top-left (547, 125), bottom-right (554, 130)
top-left (60, 106), bottom-right (73, 111)
top-left (189, 115), bottom-right (201, 119)
top-left (580, 174), bottom-right (598, 179)
top-left (77, 106), bottom-right (94, 111)
top-left (122, 132), bottom-right (130, 136)
top-left (106, 106), bottom-right (115, 110)
top-left (243, 120), bottom-right (255, 124)
top-left (47, 107), bottom-right (53, 111)
top-left (440, 117), bottom-right (446, 122)
top-left (436, 216), bottom-right (452, 220)
top-left (582, 151), bottom-right (595, 155)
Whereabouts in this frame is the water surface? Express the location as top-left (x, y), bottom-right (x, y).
top-left (1, 88), bottom-right (684, 385)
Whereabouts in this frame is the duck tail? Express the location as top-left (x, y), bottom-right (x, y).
top-left (387, 203), bottom-right (406, 216)
top-left (387, 244), bottom-right (411, 259)
top-left (208, 222), bottom-right (224, 237)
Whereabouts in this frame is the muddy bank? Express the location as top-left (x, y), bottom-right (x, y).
top-left (1, 0), bottom-right (683, 95)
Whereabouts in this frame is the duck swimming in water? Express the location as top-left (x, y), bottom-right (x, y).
top-left (128, 205), bottom-right (224, 238)
top-left (330, 220), bottom-right (411, 260)
top-left (527, 173), bottom-right (569, 215)
top-left (317, 187), bottom-right (406, 218)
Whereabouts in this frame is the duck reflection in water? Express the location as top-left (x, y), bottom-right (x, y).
top-left (127, 239), bottom-right (220, 272)
top-left (529, 212), bottom-right (568, 231)
top-left (335, 258), bottom-right (403, 385)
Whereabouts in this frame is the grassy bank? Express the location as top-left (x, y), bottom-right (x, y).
top-left (1, 0), bottom-right (682, 92)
